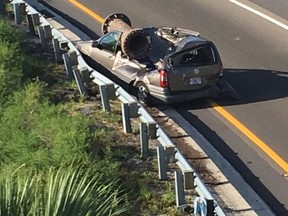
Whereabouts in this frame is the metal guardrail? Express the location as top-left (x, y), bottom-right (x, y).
top-left (4, 1), bottom-right (226, 215)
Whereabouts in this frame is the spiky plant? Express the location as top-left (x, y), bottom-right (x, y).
top-left (0, 164), bottom-right (128, 216)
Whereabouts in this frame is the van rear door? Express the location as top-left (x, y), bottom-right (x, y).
top-left (165, 43), bottom-right (221, 92)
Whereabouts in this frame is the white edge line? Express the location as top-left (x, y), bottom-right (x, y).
top-left (229, 0), bottom-right (288, 31)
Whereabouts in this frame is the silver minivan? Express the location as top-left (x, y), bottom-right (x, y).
top-left (77, 13), bottom-right (226, 104)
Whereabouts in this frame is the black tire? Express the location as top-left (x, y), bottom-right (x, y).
top-left (136, 82), bottom-right (151, 105)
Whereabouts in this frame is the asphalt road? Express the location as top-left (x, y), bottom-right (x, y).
top-left (39, 0), bottom-right (288, 214)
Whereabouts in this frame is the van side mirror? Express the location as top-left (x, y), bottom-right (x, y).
top-left (92, 41), bottom-right (102, 49)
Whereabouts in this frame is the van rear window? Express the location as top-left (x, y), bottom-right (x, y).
top-left (171, 45), bottom-right (216, 67)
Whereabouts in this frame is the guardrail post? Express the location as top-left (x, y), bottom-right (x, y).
top-left (38, 25), bottom-right (52, 50)
top-left (206, 199), bottom-right (215, 216)
top-left (52, 38), bottom-right (63, 63)
top-left (63, 52), bottom-right (74, 80)
top-left (63, 51), bottom-right (77, 80)
top-left (148, 122), bottom-right (157, 139)
top-left (31, 13), bottom-right (40, 26)
top-left (175, 170), bottom-right (186, 207)
top-left (129, 102), bottom-right (139, 118)
top-left (69, 50), bottom-right (78, 66)
top-left (43, 24), bottom-right (52, 41)
top-left (107, 83), bottom-right (116, 100)
top-left (28, 13), bottom-right (40, 35)
top-left (165, 146), bottom-right (176, 163)
top-left (60, 41), bottom-right (69, 52)
top-left (99, 85), bottom-right (111, 112)
top-left (140, 122), bottom-right (149, 158)
top-left (73, 68), bottom-right (87, 96)
top-left (26, 14), bottom-right (35, 35)
top-left (13, 2), bottom-right (25, 25)
top-left (157, 146), bottom-right (168, 180)
top-left (63, 52), bottom-right (73, 79)
top-left (183, 170), bottom-right (194, 190)
top-left (79, 67), bottom-right (91, 84)
top-left (121, 103), bottom-right (132, 133)
top-left (37, 25), bottom-right (47, 50)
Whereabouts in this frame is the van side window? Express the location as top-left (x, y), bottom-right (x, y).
top-left (99, 32), bottom-right (121, 53)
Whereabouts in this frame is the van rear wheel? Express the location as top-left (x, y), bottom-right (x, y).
top-left (136, 82), bottom-right (151, 105)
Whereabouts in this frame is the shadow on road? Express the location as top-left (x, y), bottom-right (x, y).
top-left (221, 68), bottom-right (288, 105)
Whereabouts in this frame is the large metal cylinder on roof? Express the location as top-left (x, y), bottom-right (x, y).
top-left (102, 13), bottom-right (152, 60)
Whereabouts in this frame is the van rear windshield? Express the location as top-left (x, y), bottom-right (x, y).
top-left (170, 45), bottom-right (216, 67)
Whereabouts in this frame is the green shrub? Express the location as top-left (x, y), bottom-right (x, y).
top-left (0, 82), bottom-right (93, 169)
top-left (0, 42), bottom-right (23, 96)
top-left (0, 18), bottom-right (42, 97)
top-left (0, 18), bottom-right (21, 44)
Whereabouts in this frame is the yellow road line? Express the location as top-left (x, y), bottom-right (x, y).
top-left (69, 0), bottom-right (288, 174)
top-left (68, 0), bottom-right (104, 23)
top-left (210, 100), bottom-right (288, 174)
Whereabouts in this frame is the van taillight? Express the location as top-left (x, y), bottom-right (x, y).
top-left (160, 69), bottom-right (169, 88)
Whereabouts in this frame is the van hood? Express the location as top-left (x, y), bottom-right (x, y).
top-left (75, 40), bottom-right (94, 56)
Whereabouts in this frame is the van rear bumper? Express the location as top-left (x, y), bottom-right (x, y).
top-left (148, 84), bottom-right (220, 104)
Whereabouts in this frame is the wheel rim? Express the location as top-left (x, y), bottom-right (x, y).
top-left (137, 85), bottom-right (148, 103)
